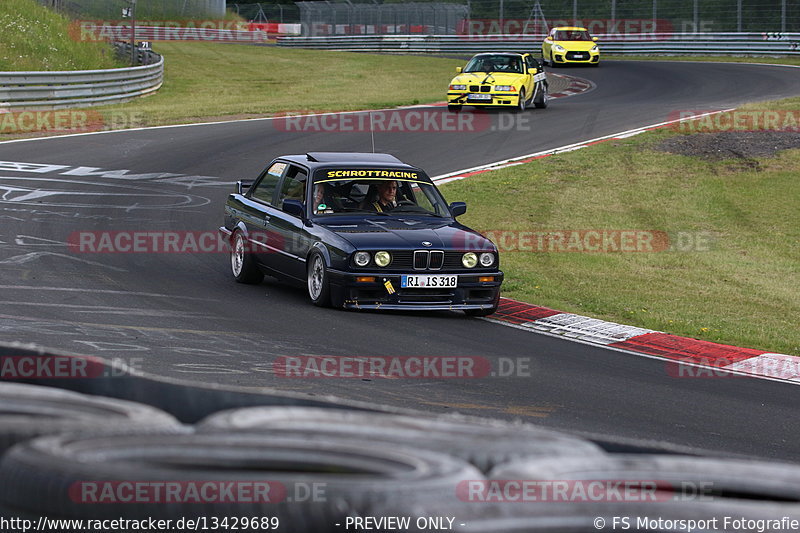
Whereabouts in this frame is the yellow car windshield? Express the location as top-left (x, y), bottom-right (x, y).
top-left (464, 55), bottom-right (524, 74)
top-left (555, 30), bottom-right (592, 41)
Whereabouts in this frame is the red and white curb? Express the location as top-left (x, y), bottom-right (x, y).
top-left (488, 298), bottom-right (799, 383)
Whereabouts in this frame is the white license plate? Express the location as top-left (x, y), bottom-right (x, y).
top-left (468, 94), bottom-right (492, 101)
top-left (401, 275), bottom-right (458, 289)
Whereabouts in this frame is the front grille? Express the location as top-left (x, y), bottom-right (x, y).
top-left (355, 251), bottom-right (493, 272)
top-left (469, 85), bottom-right (479, 92)
top-left (566, 51), bottom-right (589, 60)
top-left (481, 85), bottom-right (491, 93)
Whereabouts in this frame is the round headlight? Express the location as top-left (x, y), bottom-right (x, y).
top-left (462, 252), bottom-right (478, 268)
top-left (374, 251), bottom-right (392, 267)
top-left (479, 253), bottom-right (495, 267)
top-left (354, 251), bottom-right (371, 267)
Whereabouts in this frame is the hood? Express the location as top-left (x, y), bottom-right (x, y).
top-left (321, 217), bottom-right (496, 251)
top-left (450, 71), bottom-right (527, 87)
top-left (553, 40), bottom-right (597, 51)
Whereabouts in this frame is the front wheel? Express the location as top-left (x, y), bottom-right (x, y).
top-left (307, 252), bottom-right (331, 307)
top-left (514, 88), bottom-right (527, 113)
top-left (231, 231), bottom-right (263, 284)
top-left (533, 82), bottom-right (548, 109)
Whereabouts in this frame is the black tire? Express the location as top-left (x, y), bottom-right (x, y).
top-left (514, 88), bottom-right (527, 112)
top-left (447, 104), bottom-right (462, 112)
top-left (534, 81), bottom-right (549, 109)
top-left (0, 432), bottom-right (482, 528)
top-left (230, 230), bottom-right (263, 284)
top-left (489, 454), bottom-right (800, 502)
top-left (306, 251), bottom-right (331, 307)
top-left (197, 407), bottom-right (604, 474)
top-left (0, 382), bottom-right (181, 455)
top-left (550, 52), bottom-right (558, 67)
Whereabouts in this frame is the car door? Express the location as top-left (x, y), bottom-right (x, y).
top-left (269, 164), bottom-right (316, 282)
top-left (239, 160), bottom-right (286, 274)
top-left (521, 54), bottom-right (536, 96)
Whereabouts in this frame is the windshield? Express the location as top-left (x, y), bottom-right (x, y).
top-left (555, 29), bottom-right (592, 41)
top-left (311, 170), bottom-right (450, 217)
top-left (463, 54), bottom-right (524, 74)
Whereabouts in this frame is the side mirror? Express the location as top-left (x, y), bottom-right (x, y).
top-left (282, 199), bottom-right (305, 219)
top-left (456, 66), bottom-right (463, 73)
top-left (237, 180), bottom-right (254, 195)
top-left (449, 202), bottom-right (467, 217)
top-left (592, 36), bottom-right (598, 41)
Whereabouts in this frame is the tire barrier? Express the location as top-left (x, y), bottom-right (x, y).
top-left (0, 432), bottom-right (482, 531)
top-left (0, 382), bottom-right (181, 454)
top-left (488, 455), bottom-right (800, 502)
top-left (197, 406), bottom-right (605, 474)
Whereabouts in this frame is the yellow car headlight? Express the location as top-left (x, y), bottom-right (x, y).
top-left (494, 85), bottom-right (515, 92)
top-left (462, 252), bottom-right (478, 268)
top-left (374, 251), bottom-right (391, 267)
top-left (450, 84), bottom-right (467, 90)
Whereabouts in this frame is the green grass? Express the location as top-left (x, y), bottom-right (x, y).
top-left (441, 127), bottom-right (800, 355)
top-left (0, 0), bottom-right (122, 71)
top-left (94, 42), bottom-right (461, 126)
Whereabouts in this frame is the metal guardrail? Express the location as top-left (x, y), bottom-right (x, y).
top-left (0, 45), bottom-right (163, 110)
top-left (276, 32), bottom-right (800, 56)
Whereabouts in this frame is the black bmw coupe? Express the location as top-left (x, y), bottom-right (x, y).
top-left (219, 152), bottom-right (502, 315)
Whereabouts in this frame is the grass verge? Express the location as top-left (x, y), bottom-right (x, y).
top-left (93, 42), bottom-right (461, 126)
top-left (0, 0), bottom-right (121, 71)
top-left (442, 122), bottom-right (799, 356)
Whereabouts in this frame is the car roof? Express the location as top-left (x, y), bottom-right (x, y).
top-left (277, 152), bottom-right (420, 171)
top-left (472, 52), bottom-right (526, 58)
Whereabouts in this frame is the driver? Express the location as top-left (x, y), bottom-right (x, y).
top-left (370, 180), bottom-right (398, 213)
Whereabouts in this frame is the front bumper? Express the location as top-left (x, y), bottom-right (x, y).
top-left (553, 51), bottom-right (600, 64)
top-left (447, 92), bottom-right (521, 107)
top-left (328, 268), bottom-right (503, 311)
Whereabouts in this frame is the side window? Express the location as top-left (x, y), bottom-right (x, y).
top-left (250, 162), bottom-right (286, 205)
top-left (276, 165), bottom-right (308, 213)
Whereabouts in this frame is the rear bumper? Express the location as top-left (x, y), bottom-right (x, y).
top-left (328, 268), bottom-right (503, 311)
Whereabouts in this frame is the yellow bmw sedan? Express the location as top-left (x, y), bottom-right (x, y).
top-left (542, 26), bottom-right (600, 67)
top-left (446, 52), bottom-right (549, 112)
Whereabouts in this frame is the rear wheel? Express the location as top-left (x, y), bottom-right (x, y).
top-left (231, 231), bottom-right (263, 284)
top-left (307, 252), bottom-right (331, 307)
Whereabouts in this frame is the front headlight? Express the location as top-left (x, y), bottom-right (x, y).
top-left (374, 251), bottom-right (391, 267)
top-left (493, 85), bottom-right (515, 92)
top-left (553, 44), bottom-right (566, 52)
top-left (354, 251), bottom-right (371, 267)
top-left (462, 252), bottom-right (478, 268)
top-left (449, 84), bottom-right (466, 90)
top-left (591, 45), bottom-right (599, 52)
top-left (479, 253), bottom-right (495, 267)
